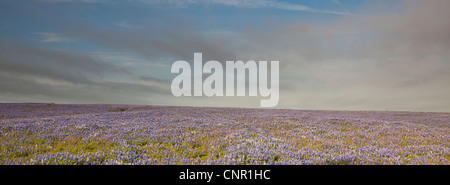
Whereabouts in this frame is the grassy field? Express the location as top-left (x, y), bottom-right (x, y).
top-left (0, 103), bottom-right (449, 165)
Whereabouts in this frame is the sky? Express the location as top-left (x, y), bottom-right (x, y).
top-left (0, 0), bottom-right (449, 112)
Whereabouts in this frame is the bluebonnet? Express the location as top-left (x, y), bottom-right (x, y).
top-left (0, 103), bottom-right (448, 165)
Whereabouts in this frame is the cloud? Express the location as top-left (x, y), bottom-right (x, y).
top-left (0, 40), bottom-right (169, 104)
top-left (2, 0), bottom-right (449, 111)
top-left (330, 0), bottom-right (350, 14)
top-left (35, 0), bottom-right (108, 3)
top-left (34, 32), bottom-right (70, 42)
top-left (114, 22), bottom-right (143, 29)
top-left (233, 0), bottom-right (450, 111)
top-left (36, 0), bottom-right (450, 111)
top-left (140, 0), bottom-right (352, 15)
top-left (61, 21), bottom-right (240, 64)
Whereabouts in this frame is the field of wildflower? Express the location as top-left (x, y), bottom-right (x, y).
top-left (0, 103), bottom-right (448, 165)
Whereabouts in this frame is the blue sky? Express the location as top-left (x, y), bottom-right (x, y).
top-left (1, 0), bottom-right (450, 112)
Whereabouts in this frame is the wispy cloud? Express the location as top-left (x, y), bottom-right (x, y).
top-left (254, 0), bottom-right (351, 15)
top-left (331, 0), bottom-right (350, 14)
top-left (35, 0), bottom-right (108, 3)
top-left (37, 0), bottom-right (352, 15)
top-left (34, 32), bottom-right (70, 42)
top-left (0, 40), bottom-right (168, 104)
top-left (141, 0), bottom-right (352, 15)
top-left (114, 22), bottom-right (143, 29)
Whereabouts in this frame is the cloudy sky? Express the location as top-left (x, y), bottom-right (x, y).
top-left (0, 0), bottom-right (449, 112)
